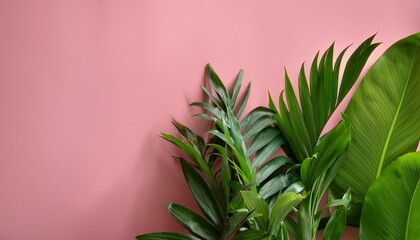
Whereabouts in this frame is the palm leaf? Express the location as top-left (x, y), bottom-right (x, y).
top-left (360, 152), bottom-right (420, 240)
top-left (331, 33), bottom-right (420, 205)
top-left (271, 36), bottom-right (378, 162)
top-left (167, 203), bottom-right (220, 240)
top-left (180, 159), bottom-right (225, 229)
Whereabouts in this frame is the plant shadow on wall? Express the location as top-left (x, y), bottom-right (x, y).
top-left (136, 32), bottom-right (420, 240)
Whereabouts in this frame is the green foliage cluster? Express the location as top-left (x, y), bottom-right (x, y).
top-left (136, 33), bottom-right (420, 240)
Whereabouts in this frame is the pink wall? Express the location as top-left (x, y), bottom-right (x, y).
top-left (0, 1), bottom-right (418, 239)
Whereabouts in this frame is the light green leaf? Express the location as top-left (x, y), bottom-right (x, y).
top-left (269, 192), bottom-right (304, 234)
top-left (241, 191), bottom-right (270, 231)
top-left (360, 152), bottom-right (420, 240)
top-left (332, 33), bottom-right (420, 203)
top-left (322, 206), bottom-right (346, 240)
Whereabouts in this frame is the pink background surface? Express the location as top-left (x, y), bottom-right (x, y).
top-left (0, 1), bottom-right (419, 239)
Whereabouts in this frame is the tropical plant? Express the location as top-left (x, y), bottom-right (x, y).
top-left (266, 35), bottom-right (379, 240)
top-left (137, 32), bottom-right (420, 240)
top-left (136, 64), bottom-right (287, 239)
top-left (330, 32), bottom-right (420, 226)
top-left (360, 152), bottom-right (420, 240)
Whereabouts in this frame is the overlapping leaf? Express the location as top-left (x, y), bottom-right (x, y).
top-left (331, 33), bottom-right (420, 205)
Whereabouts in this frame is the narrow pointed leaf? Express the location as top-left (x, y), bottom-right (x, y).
top-left (167, 203), bottom-right (220, 239)
top-left (256, 156), bottom-right (293, 184)
top-left (180, 159), bottom-right (224, 229)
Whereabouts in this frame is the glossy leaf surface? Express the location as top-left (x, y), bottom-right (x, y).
top-left (332, 33), bottom-right (420, 203)
top-left (360, 152), bottom-right (420, 240)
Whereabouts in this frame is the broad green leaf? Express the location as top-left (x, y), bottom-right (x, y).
top-left (332, 33), bottom-right (420, 203)
top-left (180, 159), bottom-right (224, 229)
top-left (360, 152), bottom-right (420, 240)
top-left (167, 203), bottom-right (220, 239)
top-left (136, 232), bottom-right (200, 240)
top-left (269, 192), bottom-right (304, 234)
top-left (241, 191), bottom-right (270, 231)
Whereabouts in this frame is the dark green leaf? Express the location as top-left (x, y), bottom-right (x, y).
top-left (167, 203), bottom-right (220, 239)
top-left (136, 232), bottom-right (200, 240)
top-left (180, 159), bottom-right (224, 229)
top-left (256, 156), bottom-right (293, 184)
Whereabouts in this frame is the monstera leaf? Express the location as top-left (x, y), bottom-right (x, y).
top-left (360, 152), bottom-right (420, 240)
top-left (331, 33), bottom-right (420, 209)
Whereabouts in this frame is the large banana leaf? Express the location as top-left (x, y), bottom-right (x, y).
top-left (360, 152), bottom-right (420, 240)
top-left (331, 33), bottom-right (420, 205)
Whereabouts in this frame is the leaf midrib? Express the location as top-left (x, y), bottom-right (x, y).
top-left (405, 179), bottom-right (420, 240)
top-left (375, 59), bottom-right (415, 179)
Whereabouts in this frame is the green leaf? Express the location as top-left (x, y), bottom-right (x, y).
top-left (252, 136), bottom-right (284, 170)
top-left (272, 36), bottom-right (378, 163)
top-left (235, 83), bottom-right (251, 119)
top-left (167, 203), bottom-right (220, 239)
top-left (135, 232), bottom-right (200, 240)
top-left (279, 222), bottom-right (290, 240)
top-left (221, 211), bottom-right (253, 239)
top-left (338, 34), bottom-right (379, 103)
top-left (241, 191), bottom-right (270, 231)
top-left (180, 159), bottom-right (224, 229)
top-left (207, 64), bottom-right (231, 108)
top-left (256, 156), bottom-right (293, 184)
top-left (301, 116), bottom-right (351, 189)
top-left (269, 192), bottom-right (304, 234)
top-left (332, 33), bottom-right (420, 203)
top-left (360, 152), bottom-right (420, 240)
top-left (236, 229), bottom-right (266, 240)
top-left (322, 206), bottom-right (346, 240)
top-left (259, 173), bottom-right (299, 199)
top-left (231, 69), bottom-right (244, 107)
top-left (248, 127), bottom-right (281, 156)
